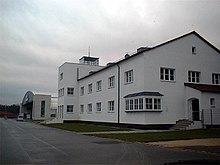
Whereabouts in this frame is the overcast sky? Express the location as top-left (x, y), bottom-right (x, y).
top-left (0, 0), bottom-right (220, 105)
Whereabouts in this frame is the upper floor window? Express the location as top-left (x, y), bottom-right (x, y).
top-left (67, 88), bottom-right (74, 95)
top-left (60, 73), bottom-right (63, 80)
top-left (188, 71), bottom-right (200, 83)
top-left (108, 76), bottom-right (115, 88)
top-left (212, 73), bottom-right (220, 84)
top-left (88, 83), bottom-right (92, 94)
top-left (125, 70), bottom-right (133, 84)
top-left (67, 105), bottom-right (74, 113)
top-left (192, 46), bottom-right (196, 54)
top-left (160, 68), bottom-right (175, 81)
top-left (58, 88), bottom-right (64, 97)
top-left (96, 80), bottom-right (102, 92)
top-left (108, 101), bottom-right (115, 112)
top-left (80, 86), bottom-right (84, 96)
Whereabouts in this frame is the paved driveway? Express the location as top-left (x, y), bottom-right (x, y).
top-left (0, 118), bottom-right (219, 165)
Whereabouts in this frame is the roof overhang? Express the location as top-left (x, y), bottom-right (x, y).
top-left (184, 83), bottom-right (220, 93)
top-left (124, 91), bottom-right (163, 98)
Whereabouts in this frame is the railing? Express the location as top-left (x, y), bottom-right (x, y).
top-left (202, 108), bottom-right (220, 127)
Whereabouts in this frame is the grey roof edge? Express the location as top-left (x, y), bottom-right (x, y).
top-left (79, 31), bottom-right (220, 81)
top-left (124, 91), bottom-right (164, 98)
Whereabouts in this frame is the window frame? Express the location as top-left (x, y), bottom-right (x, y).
top-left (67, 105), bottom-right (74, 113)
top-left (80, 104), bottom-right (84, 114)
top-left (188, 71), bottom-right (200, 83)
top-left (212, 73), bottom-right (220, 84)
top-left (96, 102), bottom-right (102, 112)
top-left (96, 80), bottom-right (102, 92)
top-left (160, 67), bottom-right (175, 82)
top-left (108, 101), bottom-right (115, 112)
top-left (80, 86), bottom-right (84, 96)
top-left (108, 76), bottom-right (115, 88)
top-left (88, 83), bottom-right (93, 94)
top-left (125, 70), bottom-right (134, 84)
top-left (87, 104), bottom-right (92, 113)
top-left (67, 87), bottom-right (74, 95)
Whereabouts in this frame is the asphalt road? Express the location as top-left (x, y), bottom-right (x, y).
top-left (0, 118), bottom-right (219, 165)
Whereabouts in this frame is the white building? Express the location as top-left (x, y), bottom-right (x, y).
top-left (57, 31), bottom-right (220, 129)
top-left (21, 91), bottom-right (57, 120)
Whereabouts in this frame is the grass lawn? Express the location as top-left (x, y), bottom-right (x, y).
top-left (92, 129), bottom-right (220, 142)
top-left (46, 123), bottom-right (130, 132)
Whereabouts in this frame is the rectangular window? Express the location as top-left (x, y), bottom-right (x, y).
top-left (125, 70), bottom-right (133, 84)
top-left (108, 101), bottom-right (114, 112)
top-left (160, 68), bottom-right (175, 81)
top-left (210, 98), bottom-right (215, 108)
top-left (58, 88), bottom-right (64, 97)
top-left (80, 86), bottom-right (84, 96)
top-left (88, 104), bottom-right (92, 113)
top-left (41, 100), bottom-right (45, 117)
top-left (154, 98), bottom-right (161, 110)
top-left (192, 46), bottom-right (196, 54)
top-left (67, 88), bottom-right (74, 95)
top-left (60, 73), bottom-right (63, 80)
top-left (67, 105), bottom-right (74, 113)
top-left (139, 98), bottom-right (143, 109)
top-left (212, 73), bottom-right (220, 84)
top-left (80, 105), bottom-right (84, 114)
top-left (125, 100), bottom-right (129, 110)
top-left (96, 80), bottom-right (102, 92)
top-left (134, 99), bottom-right (139, 110)
top-left (146, 98), bottom-right (153, 109)
top-left (88, 83), bottom-right (92, 94)
top-left (96, 102), bottom-right (102, 112)
top-left (108, 76), bottom-right (115, 88)
top-left (188, 71), bottom-right (200, 83)
top-left (129, 99), bottom-right (133, 110)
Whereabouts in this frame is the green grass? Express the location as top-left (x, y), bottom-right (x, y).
top-left (92, 129), bottom-right (220, 142)
top-left (46, 123), bottom-right (130, 132)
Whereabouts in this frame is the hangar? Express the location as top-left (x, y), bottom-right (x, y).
top-left (21, 91), bottom-right (57, 120)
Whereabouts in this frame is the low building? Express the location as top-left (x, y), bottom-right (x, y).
top-left (21, 91), bottom-right (57, 120)
top-left (57, 31), bottom-right (220, 129)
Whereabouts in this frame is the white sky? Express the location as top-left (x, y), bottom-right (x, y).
top-left (0, 0), bottom-right (220, 104)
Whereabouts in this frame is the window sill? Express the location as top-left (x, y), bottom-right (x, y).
top-left (124, 81), bottom-right (133, 85)
top-left (160, 80), bottom-right (176, 83)
top-left (108, 111), bottom-right (115, 113)
top-left (66, 112), bottom-right (74, 114)
top-left (125, 110), bottom-right (162, 112)
top-left (108, 86), bottom-right (115, 89)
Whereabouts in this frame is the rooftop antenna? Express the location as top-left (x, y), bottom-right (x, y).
top-left (88, 46), bottom-right (91, 57)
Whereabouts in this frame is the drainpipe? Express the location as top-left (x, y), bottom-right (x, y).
top-left (117, 64), bottom-right (120, 124)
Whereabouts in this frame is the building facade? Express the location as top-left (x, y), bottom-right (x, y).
top-left (21, 91), bottom-right (57, 120)
top-left (57, 31), bottom-right (220, 128)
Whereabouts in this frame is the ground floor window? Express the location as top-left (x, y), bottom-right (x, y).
top-left (80, 105), bottom-right (84, 114)
top-left (108, 101), bottom-right (115, 112)
top-left (67, 105), bottom-right (74, 113)
top-left (88, 104), bottom-right (92, 113)
top-left (125, 97), bottom-right (162, 111)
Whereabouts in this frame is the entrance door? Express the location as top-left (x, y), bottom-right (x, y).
top-left (192, 99), bottom-right (200, 121)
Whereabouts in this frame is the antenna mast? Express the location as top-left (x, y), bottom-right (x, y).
top-left (88, 46), bottom-right (91, 57)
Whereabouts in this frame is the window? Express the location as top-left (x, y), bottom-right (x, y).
top-left (160, 68), bottom-right (175, 81)
top-left (67, 88), bottom-right (74, 95)
top-left (67, 105), bottom-right (74, 113)
top-left (58, 88), bottom-right (64, 97)
top-left (125, 70), bottom-right (133, 84)
top-left (96, 80), bottom-right (102, 92)
top-left (108, 76), bottom-right (115, 88)
top-left (80, 105), bottom-right (84, 114)
top-left (134, 99), bottom-right (139, 110)
top-left (60, 73), bottom-right (63, 80)
top-left (41, 100), bottom-right (45, 117)
top-left (125, 100), bottom-right (129, 110)
top-left (88, 104), bottom-right (92, 113)
top-left (108, 101), bottom-right (115, 112)
top-left (139, 98), bottom-right (143, 109)
top-left (188, 71), bottom-right (200, 83)
top-left (212, 73), bottom-right (220, 84)
top-left (210, 98), bottom-right (215, 108)
top-left (146, 98), bottom-right (153, 109)
top-left (80, 86), bottom-right (84, 96)
top-left (96, 102), bottom-right (102, 112)
top-left (192, 46), bottom-right (196, 54)
top-left (129, 99), bottom-right (133, 110)
top-left (88, 83), bottom-right (92, 94)
top-left (154, 98), bottom-right (161, 110)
